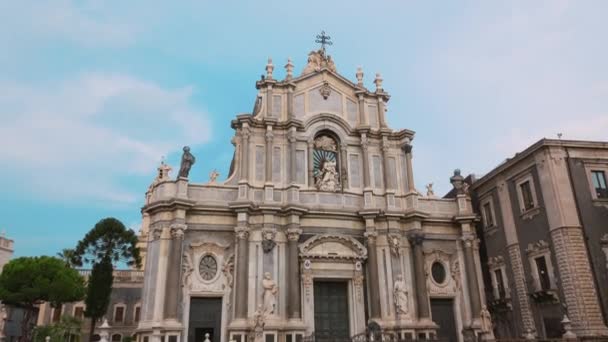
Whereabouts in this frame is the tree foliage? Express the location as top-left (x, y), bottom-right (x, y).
top-left (74, 217), bottom-right (141, 267)
top-left (73, 217), bottom-right (141, 340)
top-left (56, 248), bottom-right (78, 268)
top-left (0, 256), bottom-right (85, 342)
top-left (33, 315), bottom-right (83, 342)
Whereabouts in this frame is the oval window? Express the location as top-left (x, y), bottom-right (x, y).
top-left (431, 262), bottom-right (446, 284)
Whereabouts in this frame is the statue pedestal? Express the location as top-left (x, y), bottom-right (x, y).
top-left (177, 177), bottom-right (188, 199)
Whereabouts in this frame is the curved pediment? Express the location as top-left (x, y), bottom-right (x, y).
top-left (299, 234), bottom-right (367, 261)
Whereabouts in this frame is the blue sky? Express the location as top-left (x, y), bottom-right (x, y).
top-left (1, 0), bottom-right (607, 257)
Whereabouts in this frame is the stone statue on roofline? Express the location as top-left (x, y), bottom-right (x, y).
top-left (178, 146), bottom-right (196, 179)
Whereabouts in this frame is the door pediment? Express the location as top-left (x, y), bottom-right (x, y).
top-left (299, 234), bottom-right (367, 261)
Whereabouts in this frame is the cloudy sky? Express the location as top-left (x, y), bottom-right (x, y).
top-left (1, 0), bottom-right (607, 257)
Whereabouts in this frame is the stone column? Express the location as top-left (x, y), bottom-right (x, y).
top-left (361, 134), bottom-right (371, 188)
top-left (266, 84), bottom-right (273, 117)
top-left (307, 138), bottom-right (315, 187)
top-left (340, 145), bottom-right (349, 190)
top-left (234, 225), bottom-right (250, 319)
top-left (240, 126), bottom-right (251, 181)
top-left (265, 125), bottom-right (273, 183)
top-left (403, 144), bottom-right (415, 192)
top-left (288, 129), bottom-right (297, 184)
top-left (153, 227), bottom-right (172, 322)
top-left (377, 97), bottom-right (387, 128)
top-left (164, 224), bottom-right (186, 320)
top-left (381, 137), bottom-right (391, 189)
top-left (408, 233), bottom-right (430, 319)
top-left (287, 86), bottom-right (294, 120)
top-left (462, 236), bottom-right (481, 320)
top-left (287, 227), bottom-right (302, 319)
top-left (365, 231), bottom-right (381, 319)
top-left (357, 94), bottom-right (367, 125)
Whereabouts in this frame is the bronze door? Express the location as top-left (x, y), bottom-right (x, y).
top-left (313, 281), bottom-right (350, 342)
top-left (189, 297), bottom-right (222, 342)
top-left (430, 298), bottom-right (457, 342)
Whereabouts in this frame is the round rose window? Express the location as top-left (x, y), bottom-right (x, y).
top-left (431, 262), bottom-right (446, 284)
top-left (199, 255), bottom-right (218, 281)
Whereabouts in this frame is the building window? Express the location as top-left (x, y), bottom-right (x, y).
top-left (494, 269), bottom-right (506, 298)
top-left (111, 334), bottom-right (122, 342)
top-left (482, 201), bottom-right (495, 228)
top-left (134, 305), bottom-right (141, 323)
top-left (73, 306), bottom-right (84, 320)
top-left (113, 305), bottom-right (125, 323)
top-left (51, 306), bottom-right (62, 323)
top-left (535, 256), bottom-right (551, 291)
top-left (520, 180), bottom-right (535, 210)
top-left (431, 262), bottom-right (447, 284)
top-left (592, 170), bottom-right (608, 199)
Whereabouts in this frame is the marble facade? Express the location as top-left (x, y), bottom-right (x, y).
top-left (136, 49), bottom-right (488, 342)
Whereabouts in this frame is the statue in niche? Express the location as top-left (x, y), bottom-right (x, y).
top-left (393, 275), bottom-right (409, 317)
top-left (178, 146), bottom-right (196, 178)
top-left (253, 304), bottom-right (265, 342)
top-left (262, 272), bottom-right (278, 316)
top-left (480, 305), bottom-right (492, 332)
top-left (313, 135), bottom-right (340, 192)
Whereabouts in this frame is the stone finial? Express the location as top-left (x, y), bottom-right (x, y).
top-left (356, 67), bottom-right (364, 86)
top-left (285, 57), bottom-right (294, 80)
top-left (99, 318), bottom-right (111, 342)
top-left (374, 73), bottom-right (383, 92)
top-left (561, 315), bottom-right (576, 339)
top-left (450, 169), bottom-right (465, 194)
top-left (266, 57), bottom-right (274, 80)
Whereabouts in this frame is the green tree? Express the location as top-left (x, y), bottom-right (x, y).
top-left (0, 256), bottom-right (85, 342)
top-left (56, 248), bottom-right (78, 268)
top-left (33, 315), bottom-right (83, 342)
top-left (73, 217), bottom-right (141, 341)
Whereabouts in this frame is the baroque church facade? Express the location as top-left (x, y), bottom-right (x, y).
top-left (136, 47), bottom-right (491, 342)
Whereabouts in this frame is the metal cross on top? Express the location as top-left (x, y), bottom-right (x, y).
top-left (315, 30), bottom-right (333, 53)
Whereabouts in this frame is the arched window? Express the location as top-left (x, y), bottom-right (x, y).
top-left (112, 333), bottom-right (122, 341)
top-left (313, 133), bottom-right (341, 192)
top-left (91, 334), bottom-right (101, 342)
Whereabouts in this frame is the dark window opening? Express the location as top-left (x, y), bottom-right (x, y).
top-left (134, 306), bottom-right (141, 322)
top-left (483, 202), bottom-right (494, 227)
top-left (74, 306), bottom-right (84, 320)
top-left (52, 307), bottom-right (62, 323)
top-left (494, 269), bottom-right (506, 298)
top-left (535, 256), bottom-right (551, 290)
top-left (592, 170), bottom-right (608, 199)
top-left (114, 306), bottom-right (124, 323)
top-left (520, 181), bottom-right (535, 210)
top-left (431, 262), bottom-right (446, 284)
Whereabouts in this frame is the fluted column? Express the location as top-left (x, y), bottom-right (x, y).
top-left (340, 145), bottom-right (349, 190)
top-left (408, 232), bottom-right (430, 319)
top-left (307, 138), bottom-right (315, 187)
top-left (403, 144), bottom-right (415, 192)
top-left (265, 126), bottom-right (273, 183)
top-left (288, 129), bottom-right (297, 184)
top-left (240, 126), bottom-right (251, 182)
top-left (357, 94), bottom-right (367, 126)
top-left (164, 224), bottom-right (186, 320)
top-left (287, 227), bottom-right (302, 319)
top-left (361, 134), bottom-right (371, 188)
top-left (234, 226), bottom-right (250, 319)
top-left (381, 137), bottom-right (391, 189)
top-left (365, 231), bottom-right (381, 319)
top-left (462, 236), bottom-right (481, 320)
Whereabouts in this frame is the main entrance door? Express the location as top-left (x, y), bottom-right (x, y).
top-left (430, 298), bottom-right (457, 342)
top-left (314, 281), bottom-right (350, 342)
top-left (188, 298), bottom-right (222, 342)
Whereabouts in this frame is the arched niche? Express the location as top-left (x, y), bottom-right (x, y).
top-left (312, 130), bottom-right (342, 192)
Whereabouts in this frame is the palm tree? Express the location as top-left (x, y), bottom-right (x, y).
top-left (56, 248), bottom-right (78, 267)
top-left (73, 218), bottom-right (141, 341)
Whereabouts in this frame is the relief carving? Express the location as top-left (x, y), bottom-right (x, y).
top-left (262, 272), bottom-right (278, 316)
top-left (262, 229), bottom-right (276, 253)
top-left (388, 234), bottom-right (401, 256)
top-left (393, 274), bottom-right (410, 319)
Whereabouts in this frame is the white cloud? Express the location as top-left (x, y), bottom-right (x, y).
top-left (0, 72), bottom-right (211, 204)
top-left (0, 0), bottom-right (138, 47)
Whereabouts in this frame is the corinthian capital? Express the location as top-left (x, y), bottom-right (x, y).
top-left (287, 228), bottom-right (302, 241)
top-left (235, 226), bottom-right (249, 240)
top-left (407, 232), bottom-right (425, 247)
top-left (170, 223), bottom-right (187, 239)
top-left (364, 231), bottom-right (378, 244)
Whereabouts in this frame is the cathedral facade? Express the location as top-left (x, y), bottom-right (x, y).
top-left (136, 48), bottom-right (489, 342)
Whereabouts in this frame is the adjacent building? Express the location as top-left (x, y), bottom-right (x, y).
top-left (470, 139), bottom-right (608, 338)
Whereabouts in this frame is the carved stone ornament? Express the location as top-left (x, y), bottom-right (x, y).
top-left (170, 223), bottom-right (187, 239)
top-left (303, 259), bottom-right (312, 270)
top-left (314, 135), bottom-right (337, 151)
top-left (299, 234), bottom-right (368, 261)
top-left (525, 240), bottom-right (550, 256)
top-left (487, 255), bottom-right (505, 268)
top-left (388, 234), bottom-right (401, 256)
top-left (287, 228), bottom-right (302, 242)
top-left (235, 226), bottom-right (249, 240)
top-left (262, 272), bottom-right (278, 316)
top-left (208, 169), bottom-right (220, 184)
top-left (319, 81), bottom-right (332, 100)
top-left (302, 49), bottom-right (337, 75)
top-left (178, 146), bottom-right (196, 179)
top-left (354, 272), bottom-right (364, 302)
top-left (393, 274), bottom-right (410, 317)
top-left (262, 229), bottom-right (276, 253)
top-left (152, 227), bottom-right (162, 241)
top-left (424, 249), bottom-right (459, 295)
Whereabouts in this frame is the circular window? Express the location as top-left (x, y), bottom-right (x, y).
top-left (199, 255), bottom-right (218, 281)
top-left (431, 262), bottom-right (447, 284)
